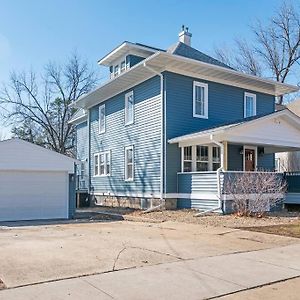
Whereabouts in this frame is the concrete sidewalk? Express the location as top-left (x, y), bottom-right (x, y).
top-left (1, 243), bottom-right (300, 300)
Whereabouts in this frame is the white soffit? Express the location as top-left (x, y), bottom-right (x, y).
top-left (74, 52), bottom-right (298, 109)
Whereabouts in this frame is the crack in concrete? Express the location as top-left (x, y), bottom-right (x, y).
top-left (128, 245), bottom-right (184, 260)
top-left (205, 275), bottom-right (300, 300)
top-left (82, 278), bottom-right (115, 299)
top-left (112, 246), bottom-right (127, 271)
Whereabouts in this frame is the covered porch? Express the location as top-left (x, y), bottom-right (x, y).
top-left (168, 109), bottom-right (300, 213)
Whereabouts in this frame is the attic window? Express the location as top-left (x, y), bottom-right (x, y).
top-left (114, 65), bottom-right (119, 77)
top-left (120, 61), bottom-right (126, 73)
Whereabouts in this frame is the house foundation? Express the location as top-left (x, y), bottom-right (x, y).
top-left (92, 195), bottom-right (177, 210)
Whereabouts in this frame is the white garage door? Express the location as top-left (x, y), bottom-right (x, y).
top-left (0, 171), bottom-right (68, 221)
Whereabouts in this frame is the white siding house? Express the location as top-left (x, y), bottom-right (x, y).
top-left (0, 139), bottom-right (77, 221)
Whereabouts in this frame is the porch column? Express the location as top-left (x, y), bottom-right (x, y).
top-left (222, 141), bottom-right (228, 171)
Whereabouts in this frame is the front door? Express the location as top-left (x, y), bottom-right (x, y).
top-left (244, 149), bottom-right (256, 171)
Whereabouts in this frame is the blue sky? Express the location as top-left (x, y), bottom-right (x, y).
top-left (0, 0), bottom-right (297, 135)
top-left (0, 0), bottom-right (296, 84)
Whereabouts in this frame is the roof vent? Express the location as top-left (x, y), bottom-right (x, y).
top-left (178, 25), bottom-right (192, 46)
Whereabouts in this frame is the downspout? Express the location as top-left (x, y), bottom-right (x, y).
top-left (87, 109), bottom-right (91, 197)
top-left (195, 135), bottom-right (224, 216)
top-left (143, 62), bottom-right (165, 212)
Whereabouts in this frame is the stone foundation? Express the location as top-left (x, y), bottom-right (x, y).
top-left (92, 195), bottom-right (177, 210)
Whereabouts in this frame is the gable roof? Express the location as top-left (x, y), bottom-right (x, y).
top-left (0, 139), bottom-right (78, 173)
top-left (167, 42), bottom-right (232, 69)
top-left (168, 109), bottom-right (300, 149)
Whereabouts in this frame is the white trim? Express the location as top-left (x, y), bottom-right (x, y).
top-left (244, 92), bottom-right (256, 118)
top-left (73, 51), bottom-right (298, 110)
top-left (98, 104), bottom-right (106, 134)
top-left (94, 151), bottom-right (111, 177)
top-left (124, 145), bottom-right (134, 181)
top-left (243, 145), bottom-right (258, 171)
top-left (125, 91), bottom-right (134, 125)
top-left (98, 42), bottom-right (157, 66)
top-left (193, 81), bottom-right (208, 119)
top-left (169, 109), bottom-right (300, 145)
top-left (181, 145), bottom-right (221, 172)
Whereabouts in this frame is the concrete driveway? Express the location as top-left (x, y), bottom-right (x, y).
top-left (0, 219), bottom-right (299, 299)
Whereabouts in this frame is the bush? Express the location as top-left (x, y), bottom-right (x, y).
top-left (224, 172), bottom-right (287, 217)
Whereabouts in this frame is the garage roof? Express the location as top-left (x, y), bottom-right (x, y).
top-left (0, 139), bottom-right (78, 173)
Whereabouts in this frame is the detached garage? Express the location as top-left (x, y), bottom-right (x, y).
top-left (0, 139), bottom-right (77, 221)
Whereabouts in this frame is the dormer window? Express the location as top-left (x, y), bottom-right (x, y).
top-left (114, 65), bottom-right (119, 77)
top-left (120, 61), bottom-right (126, 73)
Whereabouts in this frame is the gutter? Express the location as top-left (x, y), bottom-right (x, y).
top-left (195, 134), bottom-right (224, 216)
top-left (143, 62), bottom-right (165, 211)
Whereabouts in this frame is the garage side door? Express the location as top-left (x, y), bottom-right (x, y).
top-left (0, 171), bottom-right (68, 221)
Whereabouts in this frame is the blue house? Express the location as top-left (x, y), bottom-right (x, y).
top-left (70, 27), bottom-right (300, 213)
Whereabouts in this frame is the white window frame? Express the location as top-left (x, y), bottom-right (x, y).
top-left (94, 151), bottom-right (111, 177)
top-left (182, 146), bottom-right (193, 172)
top-left (196, 145), bottom-right (209, 171)
top-left (125, 91), bottom-right (134, 125)
top-left (125, 145), bottom-right (134, 181)
top-left (99, 104), bottom-right (106, 134)
top-left (193, 81), bottom-right (208, 119)
top-left (120, 60), bottom-right (126, 73)
top-left (181, 145), bottom-right (221, 173)
top-left (244, 92), bottom-right (257, 118)
top-left (114, 64), bottom-right (119, 77)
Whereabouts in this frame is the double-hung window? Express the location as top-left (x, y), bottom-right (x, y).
top-left (99, 104), bottom-right (105, 134)
top-left (181, 145), bottom-right (221, 172)
top-left (125, 91), bottom-right (134, 125)
top-left (183, 146), bottom-right (193, 172)
top-left (244, 92), bottom-right (256, 118)
top-left (94, 151), bottom-right (111, 176)
top-left (120, 61), bottom-right (126, 73)
top-left (196, 146), bottom-right (209, 171)
top-left (212, 146), bottom-right (221, 171)
top-left (114, 65), bottom-right (119, 77)
top-left (125, 146), bottom-right (134, 181)
top-left (193, 81), bottom-right (208, 118)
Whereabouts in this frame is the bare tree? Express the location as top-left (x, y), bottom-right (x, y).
top-left (0, 53), bottom-right (98, 156)
top-left (215, 1), bottom-right (300, 104)
top-left (224, 172), bottom-right (287, 217)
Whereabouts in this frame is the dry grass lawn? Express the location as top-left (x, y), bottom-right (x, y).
top-left (243, 222), bottom-right (300, 238)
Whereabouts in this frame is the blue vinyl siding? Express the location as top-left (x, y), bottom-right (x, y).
top-left (76, 121), bottom-right (88, 161)
top-left (89, 76), bottom-right (161, 196)
top-left (227, 144), bottom-right (275, 171)
top-left (164, 71), bottom-right (275, 193)
top-left (227, 144), bottom-right (243, 171)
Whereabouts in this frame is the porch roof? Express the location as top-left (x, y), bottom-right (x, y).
top-left (168, 109), bottom-right (300, 152)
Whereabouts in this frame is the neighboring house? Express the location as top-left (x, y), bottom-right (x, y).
top-left (0, 139), bottom-right (77, 221)
top-left (70, 27), bottom-right (300, 213)
top-left (276, 99), bottom-right (300, 172)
